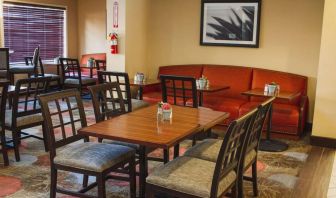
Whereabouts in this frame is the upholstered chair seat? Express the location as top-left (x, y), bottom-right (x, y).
top-left (64, 77), bottom-right (96, 85)
top-left (104, 140), bottom-right (140, 150)
top-left (130, 99), bottom-right (150, 111)
top-left (146, 156), bottom-right (236, 197)
top-left (31, 73), bottom-right (60, 79)
top-left (54, 142), bottom-right (135, 172)
top-left (5, 111), bottom-right (43, 127)
top-left (184, 139), bottom-right (257, 168)
top-left (0, 70), bottom-right (7, 78)
top-left (9, 65), bottom-right (35, 73)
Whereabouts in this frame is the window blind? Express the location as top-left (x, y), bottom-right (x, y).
top-left (3, 2), bottom-right (65, 63)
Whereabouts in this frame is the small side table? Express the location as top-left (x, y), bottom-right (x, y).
top-left (197, 85), bottom-right (230, 106)
top-left (129, 79), bottom-right (161, 100)
top-left (242, 88), bottom-right (301, 152)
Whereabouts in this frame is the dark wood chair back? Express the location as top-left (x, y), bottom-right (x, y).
top-left (0, 80), bottom-right (9, 165)
top-left (95, 60), bottom-right (106, 71)
top-left (160, 75), bottom-right (198, 108)
top-left (97, 71), bottom-right (133, 112)
top-left (38, 89), bottom-right (88, 160)
top-left (0, 48), bottom-right (9, 79)
top-left (211, 108), bottom-right (258, 197)
top-left (245, 97), bottom-right (275, 153)
top-left (59, 58), bottom-right (82, 82)
top-left (11, 77), bottom-right (51, 127)
top-left (24, 56), bottom-right (44, 77)
top-left (89, 82), bottom-right (126, 122)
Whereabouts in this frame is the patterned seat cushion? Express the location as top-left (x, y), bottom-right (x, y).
top-left (184, 139), bottom-right (257, 168)
top-left (5, 110), bottom-right (43, 127)
top-left (130, 99), bottom-right (150, 111)
top-left (64, 77), bottom-right (96, 85)
top-left (103, 140), bottom-right (140, 150)
top-left (9, 66), bottom-right (35, 73)
top-left (146, 156), bottom-right (236, 197)
top-left (54, 142), bottom-right (135, 172)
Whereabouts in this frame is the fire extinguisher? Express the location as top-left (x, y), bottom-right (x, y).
top-left (110, 33), bottom-right (118, 54)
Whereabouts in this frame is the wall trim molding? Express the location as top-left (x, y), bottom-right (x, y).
top-left (310, 135), bottom-right (336, 148)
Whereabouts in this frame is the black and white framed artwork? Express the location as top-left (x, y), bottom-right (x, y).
top-left (200, 0), bottom-right (261, 48)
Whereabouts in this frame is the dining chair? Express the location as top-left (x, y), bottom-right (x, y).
top-left (160, 74), bottom-right (198, 108)
top-left (183, 97), bottom-right (275, 197)
top-left (25, 47), bottom-right (61, 89)
top-left (59, 58), bottom-right (96, 96)
top-left (0, 80), bottom-right (9, 166)
top-left (4, 76), bottom-right (51, 161)
top-left (160, 74), bottom-right (199, 157)
top-left (95, 60), bottom-right (107, 72)
top-left (97, 71), bottom-right (150, 112)
top-left (146, 107), bottom-right (258, 198)
top-left (38, 89), bottom-right (136, 198)
top-left (8, 52), bottom-right (35, 85)
top-left (0, 48), bottom-right (9, 80)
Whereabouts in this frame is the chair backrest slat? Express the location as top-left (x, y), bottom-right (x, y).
top-left (97, 71), bottom-right (133, 112)
top-left (246, 97), bottom-right (275, 152)
top-left (160, 75), bottom-right (198, 108)
top-left (0, 81), bottom-right (9, 126)
top-left (95, 60), bottom-right (106, 71)
top-left (0, 48), bottom-right (9, 74)
top-left (89, 82), bottom-right (126, 123)
top-left (38, 89), bottom-right (88, 160)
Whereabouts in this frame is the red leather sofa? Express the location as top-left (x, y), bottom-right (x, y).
top-left (142, 65), bottom-right (308, 139)
top-left (80, 53), bottom-right (106, 77)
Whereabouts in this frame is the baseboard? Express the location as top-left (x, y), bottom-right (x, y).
top-left (310, 135), bottom-right (336, 148)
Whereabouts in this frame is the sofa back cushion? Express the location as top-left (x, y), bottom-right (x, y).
top-left (158, 65), bottom-right (203, 79)
top-left (80, 53), bottom-right (106, 65)
top-left (202, 65), bottom-right (253, 100)
top-left (251, 68), bottom-right (307, 105)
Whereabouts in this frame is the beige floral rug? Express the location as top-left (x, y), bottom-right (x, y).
top-left (0, 100), bottom-right (311, 198)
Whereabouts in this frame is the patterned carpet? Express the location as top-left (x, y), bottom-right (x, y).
top-left (0, 100), bottom-right (311, 198)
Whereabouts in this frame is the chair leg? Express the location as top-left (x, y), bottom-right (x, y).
top-left (1, 130), bottom-right (9, 166)
top-left (163, 149), bottom-right (169, 164)
top-left (50, 166), bottom-right (57, 198)
top-left (192, 136), bottom-right (196, 146)
top-left (42, 123), bottom-right (49, 152)
top-left (252, 161), bottom-right (258, 196)
top-left (145, 185), bottom-right (155, 198)
top-left (82, 174), bottom-right (88, 188)
top-left (232, 182), bottom-right (238, 198)
top-left (129, 157), bottom-right (136, 198)
top-left (12, 130), bottom-right (20, 162)
top-left (97, 174), bottom-right (106, 198)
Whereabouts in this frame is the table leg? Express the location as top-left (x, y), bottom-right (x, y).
top-left (259, 104), bottom-right (288, 152)
top-left (199, 91), bottom-right (203, 106)
top-left (139, 87), bottom-right (144, 100)
top-left (139, 146), bottom-right (148, 198)
top-left (174, 144), bottom-right (180, 159)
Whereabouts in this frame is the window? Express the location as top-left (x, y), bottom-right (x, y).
top-left (3, 2), bottom-right (66, 63)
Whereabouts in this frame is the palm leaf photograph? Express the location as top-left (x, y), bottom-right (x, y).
top-left (200, 0), bottom-right (261, 48)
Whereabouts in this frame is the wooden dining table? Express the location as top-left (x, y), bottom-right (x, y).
top-left (78, 105), bottom-right (229, 197)
top-left (242, 88), bottom-right (301, 152)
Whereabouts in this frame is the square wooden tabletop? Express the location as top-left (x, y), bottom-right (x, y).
top-left (78, 105), bottom-right (229, 149)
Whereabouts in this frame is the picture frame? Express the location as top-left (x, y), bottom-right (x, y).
top-left (200, 0), bottom-right (262, 48)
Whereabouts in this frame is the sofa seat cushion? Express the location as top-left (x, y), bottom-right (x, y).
top-left (54, 142), bottom-right (135, 172)
top-left (146, 156), bottom-right (236, 197)
top-left (203, 97), bottom-right (247, 124)
top-left (64, 77), bottom-right (96, 85)
top-left (239, 102), bottom-right (300, 134)
top-left (5, 111), bottom-right (43, 128)
top-left (184, 139), bottom-right (256, 168)
top-left (143, 91), bottom-right (162, 104)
